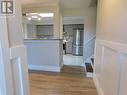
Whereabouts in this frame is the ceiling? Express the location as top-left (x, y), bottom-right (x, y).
top-left (60, 0), bottom-right (91, 9)
top-left (21, 0), bottom-right (97, 8)
top-left (21, 0), bottom-right (57, 5)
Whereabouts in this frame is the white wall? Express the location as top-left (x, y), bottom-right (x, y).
top-left (63, 17), bottom-right (84, 24)
top-left (96, 0), bottom-right (127, 44)
top-left (94, 0), bottom-right (127, 95)
top-left (7, 0), bottom-right (24, 47)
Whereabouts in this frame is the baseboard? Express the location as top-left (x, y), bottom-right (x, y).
top-left (93, 75), bottom-right (104, 95)
top-left (86, 72), bottom-right (93, 78)
top-left (28, 65), bottom-right (61, 72)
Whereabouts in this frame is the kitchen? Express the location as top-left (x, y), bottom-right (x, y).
top-left (22, 12), bottom-right (85, 72)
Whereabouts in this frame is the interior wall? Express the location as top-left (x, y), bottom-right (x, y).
top-left (62, 8), bottom-right (86, 17)
top-left (96, 0), bottom-right (127, 44)
top-left (84, 7), bottom-right (97, 61)
top-left (95, 0), bottom-right (127, 95)
top-left (7, 0), bottom-right (24, 47)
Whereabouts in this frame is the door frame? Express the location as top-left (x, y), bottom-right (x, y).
top-left (0, 0), bottom-right (29, 94)
top-left (0, 18), bottom-right (14, 95)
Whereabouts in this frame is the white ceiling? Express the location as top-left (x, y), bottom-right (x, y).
top-left (21, 0), bottom-right (97, 8)
top-left (60, 0), bottom-right (91, 9)
top-left (21, 0), bottom-right (58, 5)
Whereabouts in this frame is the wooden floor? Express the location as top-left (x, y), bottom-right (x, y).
top-left (29, 65), bottom-right (98, 95)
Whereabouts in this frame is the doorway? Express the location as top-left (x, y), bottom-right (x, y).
top-left (62, 17), bottom-right (84, 67)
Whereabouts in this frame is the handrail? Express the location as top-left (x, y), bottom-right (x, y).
top-left (85, 36), bottom-right (96, 45)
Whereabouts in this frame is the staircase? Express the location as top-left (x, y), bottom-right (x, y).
top-left (85, 58), bottom-right (94, 78)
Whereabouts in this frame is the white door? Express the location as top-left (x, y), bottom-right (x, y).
top-left (0, 0), bottom-right (29, 95)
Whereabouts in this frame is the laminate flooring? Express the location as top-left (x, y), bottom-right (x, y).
top-left (29, 65), bottom-right (98, 95)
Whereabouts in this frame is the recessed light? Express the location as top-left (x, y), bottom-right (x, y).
top-left (38, 18), bottom-right (41, 21)
top-left (38, 13), bottom-right (54, 17)
top-left (28, 17), bottom-right (31, 20)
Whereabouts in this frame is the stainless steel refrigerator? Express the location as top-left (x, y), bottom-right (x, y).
top-left (72, 28), bottom-right (84, 56)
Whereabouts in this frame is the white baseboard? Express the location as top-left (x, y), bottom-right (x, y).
top-left (86, 72), bottom-right (93, 78)
top-left (93, 75), bottom-right (104, 95)
top-left (28, 65), bottom-right (61, 72)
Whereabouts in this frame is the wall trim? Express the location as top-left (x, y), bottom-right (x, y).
top-left (10, 45), bottom-right (26, 59)
top-left (94, 39), bottom-right (127, 95)
top-left (93, 75), bottom-right (104, 95)
top-left (96, 39), bottom-right (127, 54)
top-left (28, 65), bottom-right (61, 72)
top-left (9, 45), bottom-right (29, 95)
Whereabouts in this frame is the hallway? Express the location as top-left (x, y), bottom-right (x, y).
top-left (63, 54), bottom-right (84, 66)
top-left (29, 66), bottom-right (97, 95)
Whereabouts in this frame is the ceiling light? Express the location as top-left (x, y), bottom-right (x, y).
top-left (31, 16), bottom-right (38, 19)
top-left (38, 18), bottom-right (41, 21)
top-left (28, 17), bottom-right (31, 20)
top-left (38, 13), bottom-right (54, 17)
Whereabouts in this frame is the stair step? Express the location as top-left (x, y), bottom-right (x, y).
top-left (85, 63), bottom-right (93, 72)
top-left (85, 63), bottom-right (93, 78)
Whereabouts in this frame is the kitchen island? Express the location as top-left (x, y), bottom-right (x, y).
top-left (24, 39), bottom-right (63, 72)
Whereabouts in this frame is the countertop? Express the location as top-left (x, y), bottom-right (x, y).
top-left (24, 38), bottom-right (63, 40)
